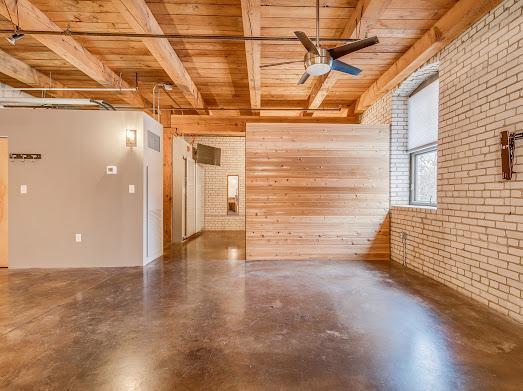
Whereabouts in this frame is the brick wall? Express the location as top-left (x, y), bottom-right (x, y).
top-left (362, 0), bottom-right (523, 323)
top-left (361, 91), bottom-right (410, 205)
top-left (191, 136), bottom-right (245, 231)
top-left (360, 93), bottom-right (391, 125)
top-left (361, 61), bottom-right (440, 206)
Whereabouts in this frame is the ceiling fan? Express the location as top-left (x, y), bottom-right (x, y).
top-left (261, 0), bottom-right (379, 85)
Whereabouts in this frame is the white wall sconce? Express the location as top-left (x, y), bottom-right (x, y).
top-left (126, 129), bottom-right (137, 147)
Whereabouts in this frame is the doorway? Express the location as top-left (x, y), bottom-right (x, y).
top-left (0, 137), bottom-right (7, 267)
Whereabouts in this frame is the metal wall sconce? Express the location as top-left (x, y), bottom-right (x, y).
top-left (126, 129), bottom-right (137, 147)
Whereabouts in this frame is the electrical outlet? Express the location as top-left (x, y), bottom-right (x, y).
top-left (75, 233), bottom-right (82, 243)
top-left (20, 185), bottom-right (27, 194)
top-left (128, 184), bottom-right (135, 194)
top-left (400, 232), bottom-right (407, 240)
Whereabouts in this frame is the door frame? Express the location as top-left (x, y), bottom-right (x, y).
top-left (0, 137), bottom-right (8, 268)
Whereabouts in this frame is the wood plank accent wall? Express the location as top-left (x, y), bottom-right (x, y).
top-left (246, 123), bottom-right (390, 261)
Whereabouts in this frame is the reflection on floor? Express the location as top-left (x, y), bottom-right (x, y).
top-left (1, 231), bottom-right (522, 390)
top-left (170, 230), bottom-right (245, 262)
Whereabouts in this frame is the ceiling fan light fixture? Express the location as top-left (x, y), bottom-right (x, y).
top-left (306, 63), bottom-right (331, 76)
top-left (304, 48), bottom-right (331, 76)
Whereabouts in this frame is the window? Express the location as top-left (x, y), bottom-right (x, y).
top-left (410, 147), bottom-right (437, 206)
top-left (408, 77), bottom-right (439, 206)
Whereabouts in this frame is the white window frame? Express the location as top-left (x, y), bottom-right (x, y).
top-left (408, 74), bottom-right (439, 207)
top-left (409, 144), bottom-right (437, 207)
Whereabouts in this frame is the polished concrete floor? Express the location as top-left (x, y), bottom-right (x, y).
top-left (1, 231), bottom-right (522, 390)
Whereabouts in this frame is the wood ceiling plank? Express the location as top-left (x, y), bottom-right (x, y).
top-left (112, 0), bottom-right (207, 112)
top-left (260, 0), bottom-right (358, 6)
top-left (308, 0), bottom-right (391, 116)
top-left (356, 0), bottom-right (504, 112)
top-left (0, 0), bottom-right (143, 107)
top-left (241, 0), bottom-right (261, 110)
top-left (0, 49), bottom-right (83, 98)
top-left (261, 6), bottom-right (356, 19)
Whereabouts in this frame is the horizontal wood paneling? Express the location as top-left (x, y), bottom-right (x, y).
top-left (246, 123), bottom-right (390, 261)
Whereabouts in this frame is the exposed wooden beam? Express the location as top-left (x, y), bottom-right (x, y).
top-left (0, 0), bottom-right (143, 107)
top-left (311, 102), bottom-right (357, 118)
top-left (112, 0), bottom-right (206, 112)
top-left (308, 0), bottom-right (391, 115)
top-left (355, 0), bottom-right (504, 113)
top-left (170, 115), bottom-right (358, 136)
top-left (240, 0), bottom-right (261, 111)
top-left (0, 49), bottom-right (83, 99)
top-left (160, 111), bottom-right (173, 247)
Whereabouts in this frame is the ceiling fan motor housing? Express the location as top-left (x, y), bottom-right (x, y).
top-left (305, 47), bottom-right (331, 76)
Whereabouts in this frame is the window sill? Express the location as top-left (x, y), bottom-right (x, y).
top-left (391, 205), bottom-right (437, 212)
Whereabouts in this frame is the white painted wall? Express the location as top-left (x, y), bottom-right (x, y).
top-left (0, 108), bottom-right (162, 268)
top-left (171, 137), bottom-right (204, 242)
top-left (172, 137), bottom-right (188, 243)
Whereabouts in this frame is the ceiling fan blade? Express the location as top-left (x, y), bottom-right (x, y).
top-left (294, 31), bottom-right (319, 55)
top-left (297, 72), bottom-right (310, 85)
top-left (331, 60), bottom-right (361, 76)
top-left (328, 36), bottom-right (379, 59)
top-left (261, 60), bottom-right (303, 69)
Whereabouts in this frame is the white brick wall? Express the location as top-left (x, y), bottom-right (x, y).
top-left (361, 61), bottom-right (440, 206)
top-left (191, 136), bottom-right (245, 231)
top-left (360, 91), bottom-right (410, 205)
top-left (362, 0), bottom-right (523, 323)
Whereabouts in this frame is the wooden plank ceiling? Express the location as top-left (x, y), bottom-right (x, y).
top-left (0, 0), bottom-right (464, 116)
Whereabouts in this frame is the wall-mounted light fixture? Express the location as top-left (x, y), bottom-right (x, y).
top-left (500, 130), bottom-right (523, 180)
top-left (126, 129), bottom-right (137, 147)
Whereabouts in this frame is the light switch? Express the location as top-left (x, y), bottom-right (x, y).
top-left (20, 185), bottom-right (27, 194)
top-left (75, 233), bottom-right (82, 243)
top-left (129, 184), bottom-right (135, 194)
top-left (106, 166), bottom-right (117, 175)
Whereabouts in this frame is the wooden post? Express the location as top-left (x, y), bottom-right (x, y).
top-left (161, 112), bottom-right (173, 249)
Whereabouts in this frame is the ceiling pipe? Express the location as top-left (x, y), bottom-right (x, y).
top-left (0, 29), bottom-right (357, 43)
top-left (152, 83), bottom-right (173, 120)
top-left (0, 97), bottom-right (98, 106)
top-left (168, 107), bottom-right (342, 112)
top-left (0, 97), bottom-right (115, 109)
top-left (7, 87), bottom-right (137, 92)
top-left (90, 100), bottom-right (116, 110)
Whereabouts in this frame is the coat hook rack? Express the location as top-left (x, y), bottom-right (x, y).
top-left (500, 130), bottom-right (523, 180)
top-left (9, 153), bottom-right (42, 160)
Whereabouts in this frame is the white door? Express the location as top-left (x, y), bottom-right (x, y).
top-left (185, 157), bottom-right (196, 237)
top-left (196, 164), bottom-right (205, 232)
